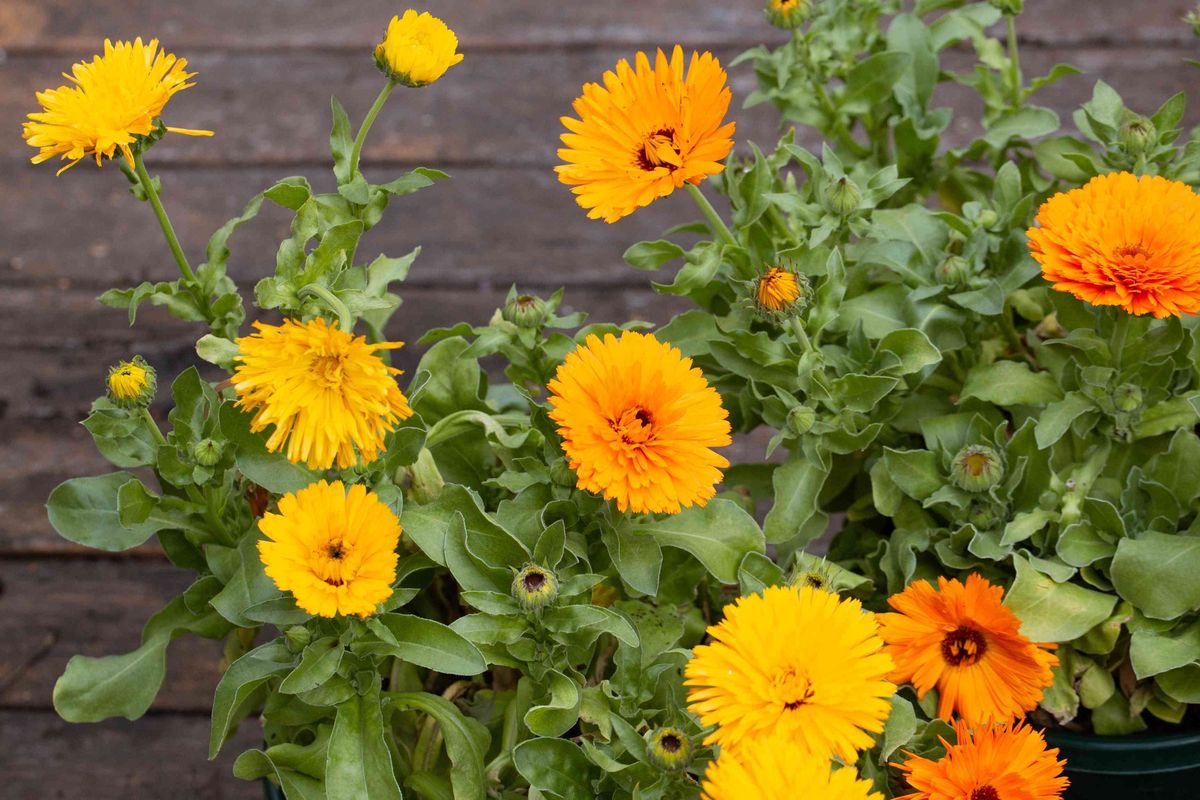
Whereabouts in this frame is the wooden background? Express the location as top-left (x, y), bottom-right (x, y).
top-left (1, 1), bottom-right (1197, 795)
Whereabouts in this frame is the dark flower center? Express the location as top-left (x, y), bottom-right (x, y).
top-left (659, 733), bottom-right (681, 753)
top-left (523, 571), bottom-right (547, 593)
top-left (970, 786), bottom-right (1000, 800)
top-left (612, 407), bottom-right (654, 445)
top-left (941, 626), bottom-right (988, 667)
top-left (636, 127), bottom-right (681, 172)
top-left (327, 542), bottom-right (345, 560)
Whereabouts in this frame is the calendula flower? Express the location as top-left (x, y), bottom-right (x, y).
top-left (764, 0), bottom-right (812, 30)
top-left (556, 46), bottom-right (736, 223)
top-left (685, 585), bottom-right (895, 763)
top-left (511, 564), bottom-right (559, 612)
top-left (232, 318), bottom-right (413, 470)
top-left (895, 720), bottom-right (1068, 800)
top-left (645, 727), bottom-right (693, 772)
top-left (258, 480), bottom-right (401, 618)
top-left (547, 331), bottom-right (731, 514)
top-left (23, 38), bottom-right (212, 174)
top-left (1027, 172), bottom-right (1200, 318)
top-left (106, 356), bottom-right (156, 408)
top-left (753, 265), bottom-right (810, 323)
top-left (950, 445), bottom-right (1004, 493)
top-left (701, 733), bottom-right (883, 800)
top-left (880, 574), bottom-right (1058, 726)
top-left (374, 10), bottom-right (463, 87)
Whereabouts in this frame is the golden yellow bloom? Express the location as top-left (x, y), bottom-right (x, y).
top-left (880, 574), bottom-right (1058, 726)
top-left (702, 735), bottom-right (882, 800)
top-left (547, 331), bottom-right (731, 514)
top-left (232, 318), bottom-right (413, 470)
top-left (258, 480), bottom-right (401, 618)
top-left (374, 10), bottom-right (464, 87)
top-left (765, 0), bottom-right (812, 29)
top-left (23, 38), bottom-right (212, 175)
top-left (756, 266), bottom-right (803, 312)
top-left (106, 356), bottom-right (156, 408)
top-left (1027, 172), bottom-right (1200, 318)
top-left (685, 585), bottom-right (895, 763)
top-left (895, 720), bottom-right (1068, 800)
top-left (556, 46), bottom-right (736, 223)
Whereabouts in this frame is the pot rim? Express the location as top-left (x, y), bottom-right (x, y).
top-left (1041, 726), bottom-right (1200, 776)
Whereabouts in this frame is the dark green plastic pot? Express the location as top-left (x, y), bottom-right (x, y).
top-left (1043, 727), bottom-right (1200, 798)
top-left (263, 781), bottom-right (285, 800)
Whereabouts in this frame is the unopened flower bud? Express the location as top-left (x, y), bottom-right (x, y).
top-left (1113, 384), bottom-right (1143, 413)
top-left (989, 0), bottom-right (1024, 15)
top-left (977, 208), bottom-right (999, 229)
top-left (764, 0), bottom-right (811, 29)
top-left (792, 568), bottom-right (830, 591)
top-left (285, 625), bottom-right (312, 651)
top-left (502, 293), bottom-right (550, 329)
top-left (406, 448), bottom-right (444, 505)
top-left (787, 405), bottom-right (817, 436)
top-left (936, 256), bottom-right (972, 286)
top-left (192, 438), bottom-right (224, 466)
top-left (967, 502), bottom-right (1000, 531)
top-left (753, 266), bottom-right (810, 320)
top-left (646, 727), bottom-right (693, 771)
top-left (512, 564), bottom-right (559, 612)
top-left (824, 176), bottom-right (861, 216)
top-left (951, 445), bottom-right (1004, 493)
top-left (373, 11), bottom-right (463, 88)
top-left (1038, 490), bottom-right (1059, 511)
top-left (106, 356), bottom-right (157, 409)
top-left (1119, 115), bottom-right (1156, 156)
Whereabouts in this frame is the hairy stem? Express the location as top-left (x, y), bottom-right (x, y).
top-left (685, 183), bottom-right (737, 248)
top-left (132, 152), bottom-right (200, 289)
top-left (350, 79), bottom-right (397, 177)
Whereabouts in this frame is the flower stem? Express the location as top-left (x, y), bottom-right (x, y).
top-left (790, 316), bottom-right (813, 352)
top-left (685, 183), bottom-right (737, 248)
top-left (298, 284), bottom-right (354, 331)
top-left (1109, 309), bottom-right (1131, 369)
top-left (350, 79), bottom-right (397, 177)
top-left (139, 408), bottom-right (167, 447)
top-left (132, 152), bottom-right (198, 287)
top-left (1005, 15), bottom-right (1023, 108)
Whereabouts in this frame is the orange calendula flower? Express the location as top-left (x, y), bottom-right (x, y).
top-left (258, 480), bottom-right (401, 618)
top-left (556, 46), bottom-right (736, 223)
top-left (233, 318), bottom-right (413, 471)
top-left (1027, 172), bottom-right (1200, 318)
top-left (755, 266), bottom-right (803, 313)
top-left (895, 720), bottom-right (1069, 800)
top-left (23, 38), bottom-right (212, 174)
top-left (685, 585), bottom-right (895, 763)
top-left (702, 733), bottom-right (882, 800)
top-left (879, 574), bottom-right (1058, 726)
top-left (547, 330), bottom-right (731, 514)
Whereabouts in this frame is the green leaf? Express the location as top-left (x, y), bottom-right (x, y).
top-left (196, 334), bottom-right (240, 369)
top-left (218, 401), bottom-right (317, 493)
top-left (209, 532), bottom-right (283, 628)
top-left (881, 448), bottom-right (942, 501)
top-left (379, 167), bottom-right (450, 196)
top-left (47, 473), bottom-right (163, 551)
top-left (401, 485), bottom-right (529, 582)
top-left (327, 689), bottom-right (403, 800)
top-left (629, 499), bottom-right (764, 582)
top-left (386, 692), bottom-right (489, 800)
top-left (841, 52), bottom-right (912, 114)
top-left (983, 107), bottom-right (1059, 148)
top-left (81, 404), bottom-right (157, 468)
top-left (875, 328), bottom-right (941, 376)
top-left (1005, 555), bottom-right (1117, 643)
top-left (1035, 392), bottom-right (1094, 449)
top-left (623, 240), bottom-right (685, 271)
top-left (279, 637), bottom-right (344, 694)
top-left (524, 669), bottom-right (582, 737)
top-left (513, 738), bottom-right (594, 800)
top-left (880, 695), bottom-right (918, 762)
top-left (1111, 533), bottom-right (1200, 620)
top-left (330, 96), bottom-right (354, 184)
top-left (961, 360), bottom-right (1062, 406)
top-left (368, 613), bottom-right (487, 675)
top-left (602, 521), bottom-right (662, 595)
top-left (763, 453), bottom-right (830, 545)
top-left (210, 641), bottom-right (294, 758)
top-left (1130, 619), bottom-right (1200, 679)
top-left (53, 639), bottom-right (167, 723)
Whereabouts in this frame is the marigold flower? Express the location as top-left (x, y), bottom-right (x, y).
top-left (701, 733), bottom-right (883, 800)
top-left (895, 720), bottom-right (1068, 800)
top-left (374, 10), bottom-right (464, 87)
top-left (764, 0), bottom-right (813, 30)
top-left (106, 356), bottom-right (156, 408)
top-left (232, 318), bottom-right (413, 471)
top-left (754, 265), bottom-right (808, 316)
top-left (1026, 172), bottom-right (1200, 318)
top-left (685, 585), bottom-right (895, 763)
top-left (880, 574), bottom-right (1058, 726)
top-left (258, 480), bottom-right (401, 618)
top-left (556, 46), bottom-right (736, 223)
top-left (547, 331), bottom-right (731, 514)
top-left (23, 38), bottom-right (212, 175)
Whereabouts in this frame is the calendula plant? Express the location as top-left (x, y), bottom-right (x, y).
top-left (27, 0), bottom-right (1200, 798)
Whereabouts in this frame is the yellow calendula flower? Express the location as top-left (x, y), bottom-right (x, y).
top-left (374, 10), bottom-right (464, 87)
top-left (23, 38), bottom-right (212, 175)
top-left (258, 480), bottom-right (401, 618)
top-left (232, 318), bottom-right (413, 471)
top-left (701, 734), bottom-right (882, 800)
top-left (685, 585), bottom-right (895, 763)
top-left (556, 46), bottom-right (736, 223)
top-left (547, 330), bottom-right (731, 514)
top-left (106, 356), bottom-right (157, 408)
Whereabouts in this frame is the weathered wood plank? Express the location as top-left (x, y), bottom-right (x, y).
top-left (0, 709), bottom-right (260, 798)
top-left (0, 0), bottom-right (1188, 52)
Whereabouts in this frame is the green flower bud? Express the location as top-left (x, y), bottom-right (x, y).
top-left (988, 0), bottom-right (1024, 15)
top-left (967, 502), bottom-right (1000, 531)
top-left (1113, 383), bottom-right (1143, 413)
top-left (106, 356), bottom-right (157, 409)
top-left (285, 625), bottom-right (312, 651)
top-left (951, 445), bottom-right (1004, 493)
top-left (512, 564), bottom-right (559, 612)
top-left (787, 405), bottom-right (817, 436)
top-left (1119, 115), bottom-right (1156, 156)
top-left (823, 176), bottom-right (861, 217)
top-left (1038, 490), bottom-right (1059, 511)
top-left (192, 438), bottom-right (224, 467)
top-left (936, 255), bottom-right (972, 287)
top-left (645, 727), bottom-right (693, 771)
top-left (792, 566), bottom-right (831, 591)
top-left (764, 0), bottom-right (811, 29)
top-left (976, 208), bottom-right (999, 229)
top-left (406, 448), bottom-right (445, 505)
top-left (550, 457), bottom-right (577, 488)
top-left (502, 293), bottom-right (550, 329)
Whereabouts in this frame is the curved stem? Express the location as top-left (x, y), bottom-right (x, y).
top-left (685, 183), bottom-right (736, 248)
top-left (789, 316), bottom-right (813, 353)
top-left (1005, 15), bottom-right (1023, 108)
top-left (350, 79), bottom-right (397, 177)
top-left (298, 284), bottom-right (354, 332)
top-left (132, 152), bottom-right (197, 286)
top-left (139, 408), bottom-right (167, 447)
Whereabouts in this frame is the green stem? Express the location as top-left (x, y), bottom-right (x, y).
top-left (685, 183), bottom-right (736, 248)
top-left (1109, 309), bottom-right (1131, 370)
top-left (1000, 303), bottom-right (1037, 368)
top-left (790, 316), bottom-right (813, 353)
top-left (139, 408), bottom-right (167, 447)
top-left (132, 152), bottom-right (198, 286)
top-left (298, 284), bottom-right (354, 331)
top-left (350, 79), bottom-right (397, 177)
top-left (1005, 15), bottom-right (1022, 108)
